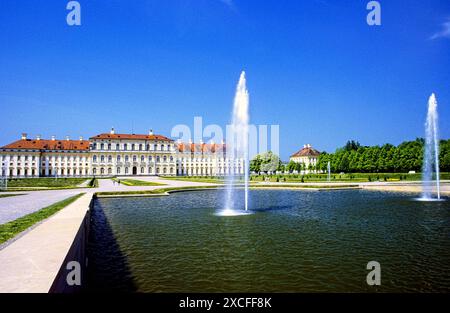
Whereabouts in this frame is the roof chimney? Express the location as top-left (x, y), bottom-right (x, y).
top-left (36, 135), bottom-right (41, 141)
top-left (149, 129), bottom-right (154, 135)
top-left (110, 127), bottom-right (115, 135)
top-left (189, 138), bottom-right (192, 144)
top-left (21, 133), bottom-right (27, 140)
top-left (200, 139), bottom-right (204, 144)
top-left (51, 135), bottom-right (56, 141)
top-left (79, 136), bottom-right (83, 141)
top-left (65, 136), bottom-right (70, 141)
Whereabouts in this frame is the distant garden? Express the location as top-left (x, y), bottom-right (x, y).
top-left (250, 139), bottom-right (450, 174)
top-left (317, 139), bottom-right (450, 173)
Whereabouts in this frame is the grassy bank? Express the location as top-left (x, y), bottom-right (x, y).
top-left (95, 183), bottom-right (360, 197)
top-left (95, 185), bottom-right (221, 197)
top-left (251, 184), bottom-right (359, 189)
top-left (0, 194), bottom-right (25, 198)
top-left (113, 178), bottom-right (166, 186)
top-left (0, 193), bottom-right (84, 245)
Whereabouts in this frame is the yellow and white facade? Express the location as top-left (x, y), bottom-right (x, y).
top-left (0, 129), bottom-right (245, 178)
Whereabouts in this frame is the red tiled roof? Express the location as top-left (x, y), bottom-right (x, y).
top-left (1, 139), bottom-right (90, 151)
top-left (177, 142), bottom-right (226, 153)
top-left (290, 146), bottom-right (320, 158)
top-left (90, 133), bottom-right (173, 141)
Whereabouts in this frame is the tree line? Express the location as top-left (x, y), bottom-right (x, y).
top-left (250, 139), bottom-right (450, 174)
top-left (317, 139), bottom-right (450, 173)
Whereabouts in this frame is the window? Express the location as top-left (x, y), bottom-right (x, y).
top-left (117, 155), bottom-right (121, 162)
top-left (131, 144), bottom-right (135, 151)
top-left (163, 156), bottom-right (167, 162)
top-left (161, 144), bottom-right (165, 151)
top-left (141, 167), bottom-right (144, 173)
top-left (108, 155), bottom-right (112, 163)
top-left (108, 143), bottom-right (111, 150)
top-left (125, 155), bottom-right (129, 162)
top-left (100, 143), bottom-right (104, 150)
top-left (125, 167), bottom-right (129, 174)
top-left (116, 144), bottom-right (119, 151)
top-left (117, 167), bottom-right (121, 174)
top-left (146, 144), bottom-right (150, 151)
top-left (108, 168), bottom-right (112, 174)
top-left (100, 155), bottom-right (105, 163)
top-left (139, 144), bottom-right (142, 151)
top-left (163, 168), bottom-right (167, 174)
top-left (93, 155), bottom-right (97, 163)
top-left (124, 143), bottom-right (127, 150)
top-left (101, 168), bottom-right (105, 175)
top-left (93, 143), bottom-right (97, 150)
top-left (154, 144), bottom-right (157, 150)
top-left (93, 168), bottom-right (97, 175)
top-left (148, 156), bottom-right (152, 162)
top-left (133, 155), bottom-right (137, 162)
top-left (156, 156), bottom-right (160, 162)
top-left (141, 155), bottom-right (145, 162)
top-left (148, 167), bottom-right (152, 173)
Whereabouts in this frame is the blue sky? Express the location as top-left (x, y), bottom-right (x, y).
top-left (0, 0), bottom-right (449, 160)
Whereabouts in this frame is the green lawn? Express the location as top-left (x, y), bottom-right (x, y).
top-left (251, 184), bottom-right (359, 189)
top-left (0, 193), bottom-right (84, 245)
top-left (251, 172), bottom-right (450, 183)
top-left (161, 176), bottom-right (228, 184)
top-left (7, 178), bottom-right (89, 188)
top-left (114, 178), bottom-right (166, 186)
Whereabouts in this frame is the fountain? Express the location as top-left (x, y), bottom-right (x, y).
top-left (327, 161), bottom-right (331, 182)
top-left (420, 93), bottom-right (441, 201)
top-left (218, 71), bottom-right (251, 216)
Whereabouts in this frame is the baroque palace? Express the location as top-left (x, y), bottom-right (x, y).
top-left (0, 128), bottom-right (245, 178)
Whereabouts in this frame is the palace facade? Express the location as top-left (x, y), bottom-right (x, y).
top-left (0, 129), bottom-right (245, 178)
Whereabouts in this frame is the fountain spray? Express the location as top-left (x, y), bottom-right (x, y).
top-left (421, 93), bottom-right (441, 200)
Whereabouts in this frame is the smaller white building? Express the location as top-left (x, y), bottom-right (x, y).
top-left (290, 144), bottom-right (320, 172)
